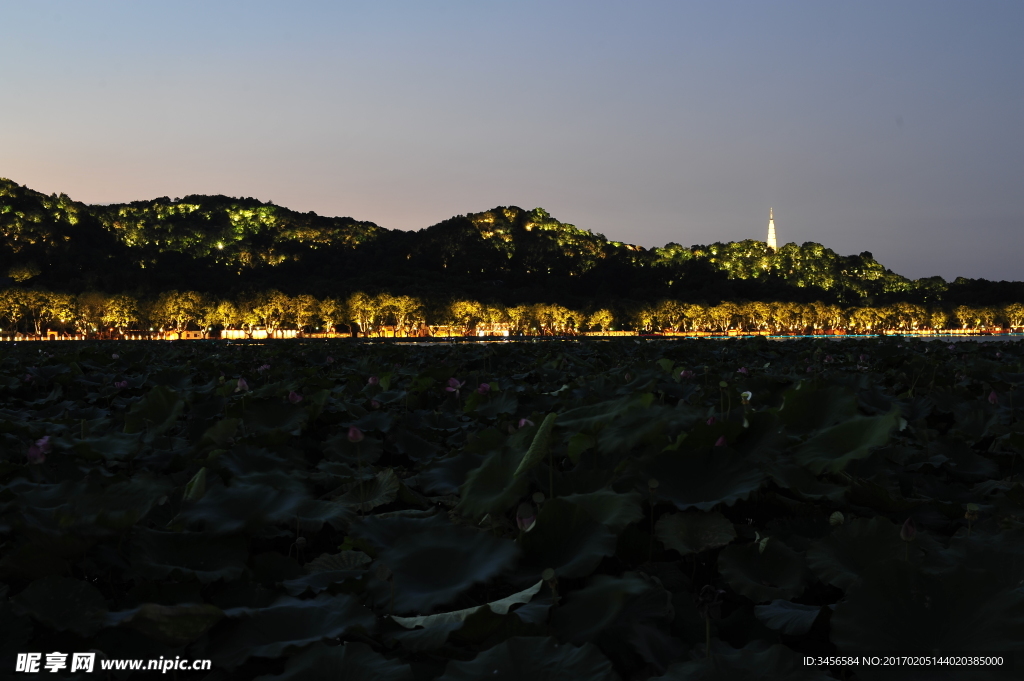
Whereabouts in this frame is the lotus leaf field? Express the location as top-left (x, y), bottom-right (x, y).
top-left (2, 338), bottom-right (1024, 680)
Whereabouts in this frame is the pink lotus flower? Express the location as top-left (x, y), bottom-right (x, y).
top-left (988, 391), bottom-right (999, 405)
top-left (516, 502), bottom-right (536, 532)
top-left (714, 435), bottom-right (728, 447)
top-left (859, 354), bottom-right (869, 362)
top-left (518, 418), bottom-right (534, 429)
top-left (326, 356), bottom-right (334, 364)
top-left (257, 364), bottom-right (271, 373)
top-left (23, 374), bottom-right (33, 383)
top-left (706, 417), bottom-right (716, 426)
top-left (477, 383), bottom-right (490, 395)
top-left (27, 436), bottom-right (50, 464)
top-left (114, 380), bottom-right (129, 389)
top-left (445, 378), bottom-right (464, 393)
top-left (368, 376), bottom-right (379, 386)
top-left (737, 367), bottom-right (749, 374)
top-left (996, 352), bottom-right (1003, 359)
top-left (347, 426), bottom-right (364, 443)
top-left (288, 390), bottom-right (303, 404)
top-left (900, 517), bottom-right (916, 542)
top-left (824, 355), bottom-right (834, 363)
top-left (948, 344), bottom-right (955, 350)
top-left (235, 378), bottom-right (249, 392)
top-left (111, 353), bottom-right (120, 359)
top-left (679, 370), bottom-right (695, 380)
top-left (371, 399), bottom-right (381, 409)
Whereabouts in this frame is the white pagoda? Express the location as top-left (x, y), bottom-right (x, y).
top-left (766, 207), bottom-right (777, 250)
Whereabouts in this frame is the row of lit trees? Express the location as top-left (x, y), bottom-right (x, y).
top-left (1, 288), bottom-right (1023, 336)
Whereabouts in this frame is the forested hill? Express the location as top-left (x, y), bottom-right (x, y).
top-left (0, 177), bottom-right (1017, 306)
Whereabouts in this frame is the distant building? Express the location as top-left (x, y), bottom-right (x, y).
top-left (767, 207), bottom-right (777, 250)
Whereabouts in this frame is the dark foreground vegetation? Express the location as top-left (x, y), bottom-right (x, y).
top-left (2, 337), bottom-right (1023, 680)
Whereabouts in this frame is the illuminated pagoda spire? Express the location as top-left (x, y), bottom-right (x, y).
top-left (766, 207), bottom-right (777, 250)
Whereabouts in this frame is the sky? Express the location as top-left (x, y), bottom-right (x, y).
top-left (2, 1), bottom-right (1022, 281)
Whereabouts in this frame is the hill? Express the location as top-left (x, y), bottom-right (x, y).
top-left (0, 177), bottom-right (1019, 307)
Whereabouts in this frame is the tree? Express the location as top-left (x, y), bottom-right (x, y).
top-left (153, 290), bottom-right (206, 331)
top-left (293, 294), bottom-right (319, 332)
top-left (249, 290), bottom-right (292, 335)
top-left (586, 308), bottom-right (614, 332)
top-left (318, 298), bottom-right (343, 333)
top-left (76, 292), bottom-right (108, 335)
top-left (0, 289), bottom-right (26, 332)
top-left (103, 294), bottom-right (140, 335)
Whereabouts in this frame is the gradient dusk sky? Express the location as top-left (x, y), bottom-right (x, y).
top-left (2, 1), bottom-right (1022, 281)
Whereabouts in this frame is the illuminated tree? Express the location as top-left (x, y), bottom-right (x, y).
top-left (103, 294), bottom-right (141, 335)
top-left (75, 292), bottom-right (108, 335)
top-left (203, 300), bottom-right (241, 331)
top-left (586, 308), bottom-right (614, 332)
top-left (318, 298), bottom-right (343, 333)
top-left (293, 294), bottom-right (319, 332)
top-left (46, 293), bottom-right (77, 333)
top-left (1004, 303), bottom-right (1024, 329)
top-left (249, 290), bottom-right (293, 335)
top-left (346, 291), bottom-right (378, 335)
top-left (0, 289), bottom-right (26, 332)
top-left (153, 290), bottom-right (207, 331)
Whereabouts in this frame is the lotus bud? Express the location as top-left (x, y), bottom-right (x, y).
top-left (741, 391), bottom-right (752, 404)
top-left (988, 391), bottom-right (999, 405)
top-left (111, 353), bottom-right (119, 359)
top-left (26, 443), bottom-right (45, 464)
top-left (996, 351), bottom-right (1003, 359)
top-left (624, 372), bottom-right (632, 383)
top-left (706, 416), bottom-right (716, 426)
top-left (737, 367), bottom-right (748, 374)
top-left (445, 377), bottom-right (464, 393)
top-left (294, 536), bottom-right (307, 548)
top-left (326, 356), bottom-right (334, 364)
top-left (516, 503), bottom-right (537, 532)
top-left (680, 369), bottom-right (695, 379)
top-left (965, 503), bottom-right (980, 522)
top-left (824, 355), bottom-right (833, 363)
top-left (648, 478), bottom-right (659, 490)
top-left (829, 511), bottom-right (844, 526)
top-left (368, 376), bottom-right (379, 386)
top-left (371, 399), bottom-right (381, 409)
top-left (477, 382), bottom-right (490, 394)
top-left (288, 390), bottom-right (303, 404)
top-left (257, 364), bottom-right (270, 373)
top-left (347, 426), bottom-right (364, 443)
top-left (900, 517), bottom-right (916, 542)
top-left (532, 492), bottom-right (545, 504)
top-left (518, 418), bottom-right (534, 429)
top-left (235, 377), bottom-right (249, 392)
top-left (35, 436), bottom-right (52, 454)
top-left (715, 435), bottom-right (727, 447)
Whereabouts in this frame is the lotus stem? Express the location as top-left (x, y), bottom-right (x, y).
top-left (705, 615), bottom-right (711, 658)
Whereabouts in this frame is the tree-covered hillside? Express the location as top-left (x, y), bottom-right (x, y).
top-left (0, 177), bottom-right (1019, 307)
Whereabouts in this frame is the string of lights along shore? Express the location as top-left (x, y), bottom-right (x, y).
top-left (767, 208), bottom-right (778, 250)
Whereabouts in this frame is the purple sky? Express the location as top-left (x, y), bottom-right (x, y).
top-left (2, 1), bottom-right (1022, 281)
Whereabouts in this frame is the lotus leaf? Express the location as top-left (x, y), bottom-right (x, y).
top-left (655, 511), bottom-right (737, 556)
top-left (11, 575), bottom-right (108, 637)
top-left (439, 636), bottom-right (621, 681)
top-left (253, 641), bottom-right (413, 681)
top-left (209, 593), bottom-right (375, 668)
top-left (519, 498), bottom-right (618, 579)
top-left (646, 448), bottom-right (768, 511)
top-left (717, 539), bottom-right (809, 602)
top-left (351, 515), bottom-right (520, 614)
